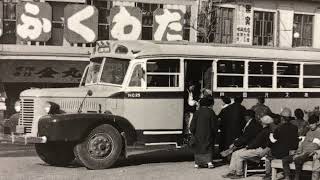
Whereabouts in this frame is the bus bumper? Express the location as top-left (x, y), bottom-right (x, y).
top-left (0, 133), bottom-right (47, 144)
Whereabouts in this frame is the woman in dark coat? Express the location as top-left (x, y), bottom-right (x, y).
top-left (190, 96), bottom-right (218, 168)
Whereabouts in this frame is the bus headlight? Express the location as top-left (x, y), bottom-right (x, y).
top-left (14, 100), bottom-right (21, 112)
top-left (44, 102), bottom-right (60, 115)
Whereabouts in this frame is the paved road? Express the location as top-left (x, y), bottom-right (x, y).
top-left (0, 145), bottom-right (264, 180)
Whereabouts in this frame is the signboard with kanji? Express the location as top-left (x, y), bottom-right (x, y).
top-left (64, 5), bottom-right (98, 43)
top-left (0, 2), bottom-right (3, 38)
top-left (0, 61), bottom-right (88, 83)
top-left (235, 1), bottom-right (253, 44)
top-left (109, 6), bottom-right (142, 40)
top-left (16, 2), bottom-right (52, 42)
top-left (153, 9), bottom-right (184, 41)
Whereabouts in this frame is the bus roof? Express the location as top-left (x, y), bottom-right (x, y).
top-left (92, 40), bottom-right (320, 62)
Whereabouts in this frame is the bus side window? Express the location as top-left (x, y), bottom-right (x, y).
top-left (129, 64), bottom-right (142, 87)
top-left (217, 60), bottom-right (244, 88)
top-left (304, 64), bottom-right (320, 88)
top-left (146, 59), bottom-right (180, 87)
top-left (248, 62), bottom-right (273, 88)
top-left (277, 63), bottom-right (300, 88)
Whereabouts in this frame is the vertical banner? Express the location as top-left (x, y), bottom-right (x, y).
top-left (0, 1), bottom-right (3, 38)
top-left (64, 5), bottom-right (98, 43)
top-left (153, 8), bottom-right (184, 41)
top-left (16, 2), bottom-right (52, 42)
top-left (109, 6), bottom-right (142, 40)
top-left (235, 0), bottom-right (253, 45)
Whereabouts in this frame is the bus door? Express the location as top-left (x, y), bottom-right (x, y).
top-left (124, 58), bottom-right (184, 141)
top-left (184, 59), bottom-right (214, 100)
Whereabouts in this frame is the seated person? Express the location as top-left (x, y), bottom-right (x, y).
top-left (267, 108), bottom-right (299, 180)
top-left (291, 108), bottom-right (309, 136)
top-left (222, 115), bottom-right (274, 179)
top-left (282, 115), bottom-right (320, 180)
top-left (224, 110), bottom-right (262, 153)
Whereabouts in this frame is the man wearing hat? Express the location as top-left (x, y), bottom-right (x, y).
top-left (222, 115), bottom-right (274, 179)
top-left (281, 115), bottom-right (320, 180)
top-left (269, 107), bottom-right (299, 180)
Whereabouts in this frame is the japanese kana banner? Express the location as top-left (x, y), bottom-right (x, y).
top-left (0, 2), bottom-right (3, 38)
top-left (64, 4), bottom-right (98, 43)
top-left (153, 9), bottom-right (184, 41)
top-left (0, 61), bottom-right (88, 83)
top-left (16, 2), bottom-right (52, 42)
top-left (11, 2), bottom-right (184, 43)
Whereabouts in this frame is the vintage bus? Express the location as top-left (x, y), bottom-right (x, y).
top-left (2, 40), bottom-right (320, 169)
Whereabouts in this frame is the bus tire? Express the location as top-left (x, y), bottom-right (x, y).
top-left (35, 142), bottom-right (75, 167)
top-left (74, 124), bottom-right (123, 170)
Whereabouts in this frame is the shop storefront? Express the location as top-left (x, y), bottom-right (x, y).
top-left (0, 45), bottom-right (90, 120)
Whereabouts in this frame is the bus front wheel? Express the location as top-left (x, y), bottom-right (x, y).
top-left (35, 142), bottom-right (75, 166)
top-left (74, 124), bottom-right (123, 170)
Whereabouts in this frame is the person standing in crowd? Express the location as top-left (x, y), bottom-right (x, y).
top-left (184, 81), bottom-right (199, 134)
top-left (190, 96), bottom-right (218, 169)
top-left (291, 108), bottom-right (309, 136)
top-left (251, 96), bottom-right (272, 123)
top-left (219, 96), bottom-right (246, 152)
top-left (282, 115), bottom-right (320, 180)
top-left (218, 96), bottom-right (231, 152)
top-left (269, 108), bottom-right (299, 180)
top-left (222, 115), bottom-right (274, 179)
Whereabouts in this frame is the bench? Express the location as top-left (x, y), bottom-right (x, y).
top-left (271, 159), bottom-right (313, 180)
top-left (244, 157), bottom-right (266, 178)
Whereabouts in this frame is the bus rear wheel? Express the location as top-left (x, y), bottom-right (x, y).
top-left (35, 142), bottom-right (75, 167)
top-left (74, 124), bottom-right (123, 170)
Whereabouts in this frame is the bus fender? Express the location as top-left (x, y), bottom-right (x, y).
top-left (38, 113), bottom-right (137, 145)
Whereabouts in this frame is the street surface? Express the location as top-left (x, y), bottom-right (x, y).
top-left (0, 144), bottom-right (263, 180)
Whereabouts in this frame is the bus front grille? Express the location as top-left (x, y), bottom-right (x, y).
top-left (19, 99), bottom-right (35, 133)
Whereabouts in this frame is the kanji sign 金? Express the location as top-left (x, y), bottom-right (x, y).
top-left (153, 9), bottom-right (184, 41)
top-left (0, 2), bottom-right (3, 37)
top-left (0, 61), bottom-right (88, 83)
top-left (16, 2), bottom-right (52, 42)
top-left (64, 4), bottom-right (98, 43)
top-left (110, 6), bottom-right (142, 40)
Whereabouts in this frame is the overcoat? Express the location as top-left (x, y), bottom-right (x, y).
top-left (190, 106), bottom-right (218, 154)
top-left (219, 102), bottom-right (246, 151)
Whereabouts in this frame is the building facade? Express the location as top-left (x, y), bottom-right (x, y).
top-left (198, 0), bottom-right (320, 48)
top-left (0, 0), bottom-right (199, 119)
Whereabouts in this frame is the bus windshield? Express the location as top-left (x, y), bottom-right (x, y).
top-left (100, 58), bottom-right (130, 85)
top-left (85, 57), bottom-right (130, 85)
top-left (85, 57), bottom-right (103, 84)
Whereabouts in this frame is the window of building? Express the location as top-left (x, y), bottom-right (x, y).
top-left (248, 61), bottom-right (273, 88)
top-left (208, 6), bottom-right (234, 44)
top-left (183, 6), bottom-right (191, 41)
top-left (277, 62), bottom-right (300, 88)
top-left (136, 3), bottom-right (163, 40)
top-left (0, 0), bottom-right (17, 44)
top-left (146, 59), bottom-right (180, 87)
top-left (292, 14), bottom-right (313, 47)
top-left (217, 60), bottom-right (244, 87)
top-left (303, 64), bottom-right (320, 88)
top-left (46, 2), bottom-right (67, 46)
top-left (253, 11), bottom-right (274, 46)
top-left (91, 0), bottom-right (112, 41)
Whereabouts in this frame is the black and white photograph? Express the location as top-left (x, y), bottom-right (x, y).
top-left (1, 0), bottom-right (320, 179)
